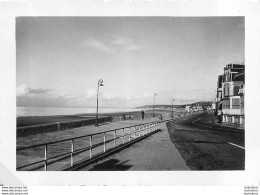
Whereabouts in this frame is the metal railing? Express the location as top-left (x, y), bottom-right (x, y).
top-left (17, 120), bottom-right (165, 171)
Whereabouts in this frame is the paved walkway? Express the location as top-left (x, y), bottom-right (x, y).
top-left (17, 117), bottom-right (162, 148)
top-left (17, 114), bottom-right (187, 171)
top-left (80, 121), bottom-right (189, 171)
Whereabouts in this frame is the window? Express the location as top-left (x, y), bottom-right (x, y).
top-left (232, 98), bottom-right (240, 109)
top-left (223, 99), bottom-right (230, 109)
top-left (225, 85), bottom-right (229, 96)
top-left (234, 86), bottom-right (240, 96)
top-left (229, 85), bottom-right (233, 96)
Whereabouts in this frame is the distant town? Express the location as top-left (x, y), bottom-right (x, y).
top-left (137, 101), bottom-right (212, 112)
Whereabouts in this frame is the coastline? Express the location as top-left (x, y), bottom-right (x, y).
top-left (17, 109), bottom-right (174, 127)
top-left (17, 110), bottom-right (152, 127)
top-left (16, 106), bottom-right (143, 117)
top-left (16, 109), bottom-right (172, 137)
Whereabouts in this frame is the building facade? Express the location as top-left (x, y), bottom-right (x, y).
top-left (216, 63), bottom-right (245, 124)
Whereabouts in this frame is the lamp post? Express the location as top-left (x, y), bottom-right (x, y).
top-left (171, 99), bottom-right (175, 118)
top-left (153, 93), bottom-right (157, 117)
top-left (181, 100), bottom-right (183, 114)
top-left (96, 79), bottom-right (104, 126)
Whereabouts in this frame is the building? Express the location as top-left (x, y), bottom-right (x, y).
top-left (216, 63), bottom-right (245, 124)
top-left (238, 84), bottom-right (245, 124)
top-left (215, 75), bottom-right (223, 115)
top-left (185, 105), bottom-right (191, 112)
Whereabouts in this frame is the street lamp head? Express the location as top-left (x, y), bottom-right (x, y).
top-left (154, 93), bottom-right (157, 96)
top-left (98, 79), bottom-right (104, 86)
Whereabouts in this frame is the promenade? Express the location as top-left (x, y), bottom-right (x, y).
top-left (79, 119), bottom-right (189, 171)
top-left (17, 113), bottom-right (189, 171)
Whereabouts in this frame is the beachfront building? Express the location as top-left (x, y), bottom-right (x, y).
top-left (215, 75), bottom-right (223, 115)
top-left (238, 84), bottom-right (245, 124)
top-left (216, 63), bottom-right (245, 124)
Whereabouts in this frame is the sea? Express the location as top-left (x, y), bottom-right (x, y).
top-left (17, 106), bottom-right (142, 117)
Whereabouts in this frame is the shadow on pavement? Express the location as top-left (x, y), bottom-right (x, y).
top-left (89, 159), bottom-right (132, 171)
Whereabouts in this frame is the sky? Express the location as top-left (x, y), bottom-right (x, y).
top-left (16, 17), bottom-right (244, 108)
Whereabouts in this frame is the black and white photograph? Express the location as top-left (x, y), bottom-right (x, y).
top-left (1, 0), bottom-right (260, 191)
top-left (16, 17), bottom-right (245, 171)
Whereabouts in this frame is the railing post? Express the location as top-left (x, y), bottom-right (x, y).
top-left (134, 126), bottom-right (137, 137)
top-left (71, 139), bottom-right (74, 166)
top-left (103, 132), bottom-right (106, 153)
top-left (123, 128), bottom-right (125, 144)
top-left (129, 127), bottom-right (131, 142)
top-left (114, 130), bottom-right (116, 148)
top-left (139, 126), bottom-right (141, 137)
top-left (89, 135), bottom-right (92, 158)
top-left (44, 144), bottom-right (47, 171)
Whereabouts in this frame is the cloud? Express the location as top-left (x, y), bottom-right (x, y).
top-left (85, 88), bottom-right (119, 100)
top-left (101, 92), bottom-right (118, 100)
top-left (113, 37), bottom-right (131, 46)
top-left (57, 93), bottom-right (78, 99)
top-left (121, 92), bottom-right (153, 102)
top-left (28, 88), bottom-right (53, 94)
top-left (16, 85), bottom-right (29, 96)
top-left (113, 36), bottom-right (142, 52)
top-left (16, 85), bottom-right (53, 96)
top-left (86, 88), bottom-right (97, 98)
top-left (82, 38), bottom-right (111, 53)
top-left (125, 45), bottom-right (142, 51)
top-left (133, 92), bottom-right (153, 99)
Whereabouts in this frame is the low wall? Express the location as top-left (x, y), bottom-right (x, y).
top-left (17, 112), bottom-right (160, 138)
top-left (111, 112), bottom-right (159, 121)
top-left (17, 116), bottom-right (112, 137)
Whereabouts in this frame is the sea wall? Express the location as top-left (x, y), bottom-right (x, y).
top-left (17, 116), bottom-right (112, 137)
top-left (17, 112), bottom-right (159, 137)
top-left (111, 112), bottom-right (158, 121)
